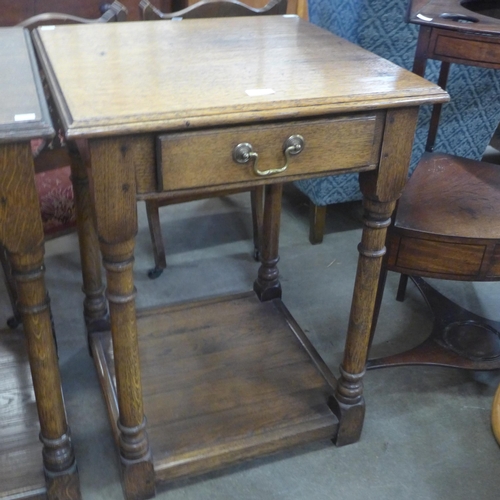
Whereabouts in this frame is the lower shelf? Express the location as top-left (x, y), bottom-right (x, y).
top-left (0, 329), bottom-right (46, 500)
top-left (91, 291), bottom-right (339, 484)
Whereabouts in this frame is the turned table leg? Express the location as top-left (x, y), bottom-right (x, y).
top-left (101, 240), bottom-right (154, 499)
top-left (254, 183), bottom-right (282, 301)
top-left (0, 142), bottom-right (80, 499)
top-left (333, 107), bottom-right (419, 445)
top-left (333, 198), bottom-right (394, 445)
top-left (88, 137), bottom-right (155, 499)
top-left (67, 140), bottom-right (108, 334)
top-left (10, 248), bottom-right (80, 497)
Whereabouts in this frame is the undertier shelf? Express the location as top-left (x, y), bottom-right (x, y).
top-left (91, 291), bottom-right (339, 484)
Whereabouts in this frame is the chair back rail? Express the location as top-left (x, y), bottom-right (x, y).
top-left (140, 0), bottom-right (287, 20)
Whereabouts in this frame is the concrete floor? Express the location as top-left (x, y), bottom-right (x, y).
top-left (1, 182), bottom-right (500, 499)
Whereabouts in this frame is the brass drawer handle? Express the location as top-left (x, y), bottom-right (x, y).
top-left (233, 135), bottom-right (304, 177)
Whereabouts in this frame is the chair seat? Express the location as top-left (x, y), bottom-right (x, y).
top-left (395, 152), bottom-right (500, 239)
top-left (34, 165), bottom-right (76, 237)
top-left (386, 152), bottom-right (500, 281)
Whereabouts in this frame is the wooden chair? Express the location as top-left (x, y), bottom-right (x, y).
top-left (367, 0), bottom-right (500, 371)
top-left (0, 1), bottom-right (128, 328)
top-left (142, 0), bottom-right (287, 18)
top-left (139, 0), bottom-right (288, 278)
top-left (0, 0), bottom-right (138, 25)
top-left (165, 0), bottom-right (307, 18)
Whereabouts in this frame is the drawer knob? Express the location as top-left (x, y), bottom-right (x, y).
top-left (232, 135), bottom-right (304, 177)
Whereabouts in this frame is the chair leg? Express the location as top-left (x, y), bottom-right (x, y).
top-left (145, 199), bottom-right (167, 279)
top-left (0, 245), bottom-right (22, 328)
top-left (250, 186), bottom-right (264, 261)
top-left (396, 274), bottom-right (409, 302)
top-left (309, 203), bottom-right (326, 244)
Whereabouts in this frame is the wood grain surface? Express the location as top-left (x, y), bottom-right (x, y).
top-left (0, 330), bottom-right (46, 500)
top-left (33, 16), bottom-right (448, 138)
top-left (409, 0), bottom-right (500, 33)
top-left (0, 29), bottom-right (52, 142)
top-left (91, 292), bottom-right (338, 483)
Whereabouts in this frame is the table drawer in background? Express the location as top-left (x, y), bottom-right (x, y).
top-left (157, 114), bottom-right (384, 192)
top-left (430, 30), bottom-right (500, 68)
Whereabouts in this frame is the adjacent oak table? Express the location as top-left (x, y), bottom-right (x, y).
top-left (33, 16), bottom-right (448, 499)
top-left (0, 28), bottom-right (79, 500)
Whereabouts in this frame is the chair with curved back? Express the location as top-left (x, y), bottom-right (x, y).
top-left (164, 0), bottom-right (308, 18)
top-left (367, 0), bottom-right (500, 371)
top-left (138, 0), bottom-right (290, 279)
top-left (0, 1), bottom-right (128, 328)
top-left (141, 0), bottom-right (288, 18)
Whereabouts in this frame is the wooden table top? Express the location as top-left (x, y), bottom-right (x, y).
top-left (408, 0), bottom-right (500, 33)
top-left (33, 16), bottom-right (448, 139)
top-left (0, 28), bottom-right (53, 142)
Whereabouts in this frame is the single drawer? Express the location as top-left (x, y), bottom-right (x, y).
top-left (157, 114), bottom-right (383, 192)
top-left (390, 235), bottom-right (486, 278)
top-left (431, 30), bottom-right (500, 68)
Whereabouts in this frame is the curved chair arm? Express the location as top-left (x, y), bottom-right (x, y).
top-left (17, 0), bottom-right (128, 29)
top-left (140, 0), bottom-right (287, 20)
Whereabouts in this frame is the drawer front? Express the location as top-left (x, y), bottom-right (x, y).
top-left (389, 235), bottom-right (485, 278)
top-left (431, 31), bottom-right (500, 68)
top-left (157, 114), bottom-right (382, 192)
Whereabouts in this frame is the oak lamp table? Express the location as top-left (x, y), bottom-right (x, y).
top-left (32, 16), bottom-right (448, 499)
top-left (0, 28), bottom-right (80, 500)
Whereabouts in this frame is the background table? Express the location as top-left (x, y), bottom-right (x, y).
top-left (33, 16), bottom-right (448, 499)
top-left (0, 28), bottom-right (80, 500)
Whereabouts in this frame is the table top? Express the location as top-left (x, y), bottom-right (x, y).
top-left (0, 28), bottom-right (53, 143)
top-left (33, 16), bottom-right (448, 139)
top-left (408, 0), bottom-right (500, 33)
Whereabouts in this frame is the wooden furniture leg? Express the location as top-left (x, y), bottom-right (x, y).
top-left (410, 22), bottom-right (451, 159)
top-left (101, 239), bottom-right (154, 499)
top-left (254, 183), bottom-right (282, 302)
top-left (425, 61), bottom-right (450, 152)
top-left (1, 244), bottom-right (22, 328)
top-left (333, 197), bottom-right (394, 445)
top-left (334, 108), bottom-right (419, 445)
top-left (412, 25), bottom-right (431, 82)
top-left (0, 142), bottom-right (80, 498)
top-left (145, 199), bottom-right (167, 279)
top-left (88, 137), bottom-right (154, 500)
top-left (67, 140), bottom-right (108, 334)
top-left (250, 185), bottom-right (264, 261)
top-left (309, 203), bottom-right (326, 245)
